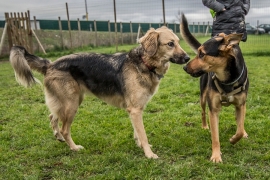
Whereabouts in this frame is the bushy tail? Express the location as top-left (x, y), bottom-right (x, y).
top-left (180, 13), bottom-right (201, 54)
top-left (9, 46), bottom-right (51, 87)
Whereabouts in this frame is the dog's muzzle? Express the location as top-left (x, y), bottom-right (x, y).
top-left (183, 65), bottom-right (205, 77)
top-left (170, 55), bottom-right (190, 64)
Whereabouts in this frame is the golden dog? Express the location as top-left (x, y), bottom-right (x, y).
top-left (9, 26), bottom-right (190, 158)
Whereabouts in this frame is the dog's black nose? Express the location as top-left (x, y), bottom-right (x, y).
top-left (184, 55), bottom-right (190, 63)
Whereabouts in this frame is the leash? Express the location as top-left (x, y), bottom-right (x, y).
top-left (212, 70), bottom-right (248, 106)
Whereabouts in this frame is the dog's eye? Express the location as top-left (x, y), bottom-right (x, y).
top-left (167, 42), bottom-right (174, 47)
top-left (199, 52), bottom-right (205, 58)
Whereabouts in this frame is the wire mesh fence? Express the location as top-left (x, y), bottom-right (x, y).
top-left (0, 0), bottom-right (269, 56)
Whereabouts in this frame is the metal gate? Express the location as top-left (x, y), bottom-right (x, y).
top-left (5, 11), bottom-right (33, 53)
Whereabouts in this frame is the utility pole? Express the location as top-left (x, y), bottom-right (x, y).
top-left (85, 0), bottom-right (88, 21)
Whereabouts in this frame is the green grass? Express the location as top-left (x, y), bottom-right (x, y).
top-left (0, 35), bottom-right (270, 179)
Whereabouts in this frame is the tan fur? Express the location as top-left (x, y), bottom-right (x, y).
top-left (9, 26), bottom-right (189, 159)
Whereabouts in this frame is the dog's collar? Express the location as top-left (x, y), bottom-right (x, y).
top-left (212, 72), bottom-right (248, 105)
top-left (220, 66), bottom-right (245, 86)
top-left (141, 56), bottom-right (155, 71)
top-left (141, 56), bottom-right (164, 79)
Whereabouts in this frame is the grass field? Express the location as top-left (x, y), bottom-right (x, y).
top-left (0, 35), bottom-right (270, 179)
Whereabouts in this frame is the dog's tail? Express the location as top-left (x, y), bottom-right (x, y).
top-left (180, 13), bottom-right (201, 54)
top-left (9, 46), bottom-right (51, 87)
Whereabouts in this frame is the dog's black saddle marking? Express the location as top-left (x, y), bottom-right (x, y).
top-left (53, 53), bottom-right (126, 96)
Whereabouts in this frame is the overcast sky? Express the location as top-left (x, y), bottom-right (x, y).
top-left (1, 0), bottom-right (269, 25)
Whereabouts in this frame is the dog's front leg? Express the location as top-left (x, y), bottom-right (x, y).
top-left (128, 107), bottom-right (158, 159)
top-left (209, 109), bottom-right (222, 163)
top-left (201, 93), bottom-right (209, 129)
top-left (230, 104), bottom-right (248, 144)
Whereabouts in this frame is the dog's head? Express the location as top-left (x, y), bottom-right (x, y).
top-left (183, 33), bottom-right (243, 77)
top-left (138, 26), bottom-right (190, 65)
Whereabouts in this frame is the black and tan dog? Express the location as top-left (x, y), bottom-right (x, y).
top-left (181, 14), bottom-right (249, 163)
top-left (9, 26), bottom-right (190, 159)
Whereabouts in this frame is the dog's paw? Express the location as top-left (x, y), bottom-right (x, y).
top-left (210, 151), bottom-right (222, 163)
top-left (57, 137), bottom-right (65, 142)
top-left (54, 131), bottom-right (65, 142)
top-left (202, 125), bottom-right (209, 130)
top-left (70, 145), bottom-right (84, 151)
top-left (243, 131), bottom-right (248, 138)
top-left (145, 152), bottom-right (159, 159)
top-left (210, 155), bottom-right (222, 163)
top-left (230, 134), bottom-right (243, 144)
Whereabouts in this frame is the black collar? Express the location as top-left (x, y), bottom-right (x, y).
top-left (220, 66), bottom-right (245, 86)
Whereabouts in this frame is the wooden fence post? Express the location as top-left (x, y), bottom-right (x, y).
top-left (33, 16), bottom-right (37, 30)
top-left (130, 21), bottom-right (133, 44)
top-left (15, 13), bottom-right (23, 46)
top-left (33, 16), bottom-right (39, 52)
top-left (113, 0), bottom-right (118, 51)
top-left (203, 22), bottom-right (205, 34)
top-left (77, 18), bottom-right (82, 47)
top-left (94, 20), bottom-right (97, 47)
top-left (27, 10), bottom-right (33, 53)
top-left (205, 21), bottom-right (210, 36)
top-left (66, 2), bottom-right (72, 49)
top-left (108, 20), bottom-right (112, 46)
top-left (136, 24), bottom-right (141, 43)
top-left (4, 13), bottom-right (12, 49)
top-left (20, 12), bottom-right (28, 47)
top-left (31, 29), bottom-right (46, 54)
top-left (13, 13), bottom-right (19, 45)
top-left (120, 22), bottom-right (123, 45)
top-left (0, 23), bottom-right (7, 55)
top-left (58, 17), bottom-right (63, 49)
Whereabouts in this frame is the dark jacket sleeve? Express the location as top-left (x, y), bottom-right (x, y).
top-left (202, 0), bottom-right (225, 13)
top-left (242, 0), bottom-right (250, 15)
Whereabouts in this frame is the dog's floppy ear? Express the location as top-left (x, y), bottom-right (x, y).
top-left (138, 28), bottom-right (159, 57)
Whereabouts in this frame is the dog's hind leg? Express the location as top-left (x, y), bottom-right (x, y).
top-left (45, 77), bottom-right (84, 151)
top-left (49, 113), bottom-right (65, 142)
top-left (128, 107), bottom-right (158, 159)
top-left (59, 104), bottom-right (84, 151)
top-left (45, 90), bottom-right (66, 143)
top-left (230, 104), bottom-right (248, 144)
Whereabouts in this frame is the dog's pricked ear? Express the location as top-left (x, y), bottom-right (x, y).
top-left (139, 30), bottom-right (159, 57)
top-left (214, 36), bottom-right (224, 42)
top-left (224, 34), bottom-right (243, 46)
